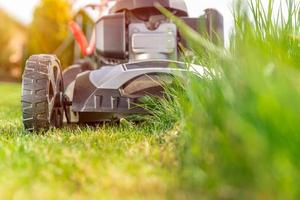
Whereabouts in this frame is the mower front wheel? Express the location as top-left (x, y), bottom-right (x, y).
top-left (21, 55), bottom-right (64, 132)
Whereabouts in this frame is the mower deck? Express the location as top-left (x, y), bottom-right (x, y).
top-left (64, 60), bottom-right (207, 123)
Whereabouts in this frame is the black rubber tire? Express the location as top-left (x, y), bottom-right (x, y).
top-left (21, 55), bottom-right (64, 132)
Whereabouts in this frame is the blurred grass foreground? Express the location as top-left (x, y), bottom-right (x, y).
top-left (1, 0), bottom-right (300, 199)
top-left (151, 0), bottom-right (300, 199)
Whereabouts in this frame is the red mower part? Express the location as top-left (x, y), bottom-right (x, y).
top-left (69, 21), bottom-right (96, 56)
top-left (69, 0), bottom-right (113, 56)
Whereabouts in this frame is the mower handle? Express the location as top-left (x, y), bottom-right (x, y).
top-left (69, 21), bottom-right (96, 56)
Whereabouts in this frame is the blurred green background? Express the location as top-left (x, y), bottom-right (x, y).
top-left (0, 0), bottom-right (93, 81)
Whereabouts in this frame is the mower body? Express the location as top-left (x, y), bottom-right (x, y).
top-left (21, 0), bottom-right (224, 131)
top-left (65, 0), bottom-right (224, 122)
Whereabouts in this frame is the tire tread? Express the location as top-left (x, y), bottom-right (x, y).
top-left (21, 54), bottom-right (60, 132)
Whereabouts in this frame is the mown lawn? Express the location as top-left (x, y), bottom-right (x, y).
top-left (0, 83), bottom-right (180, 200)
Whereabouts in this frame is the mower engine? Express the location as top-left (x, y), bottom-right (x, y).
top-left (96, 12), bottom-right (178, 62)
top-left (95, 1), bottom-right (223, 64)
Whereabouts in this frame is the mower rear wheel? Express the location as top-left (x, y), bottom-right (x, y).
top-left (21, 55), bottom-right (64, 132)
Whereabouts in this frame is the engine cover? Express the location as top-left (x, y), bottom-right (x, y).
top-left (111, 0), bottom-right (188, 17)
top-left (129, 23), bottom-right (177, 61)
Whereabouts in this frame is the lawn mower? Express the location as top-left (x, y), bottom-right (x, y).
top-left (21, 0), bottom-right (224, 132)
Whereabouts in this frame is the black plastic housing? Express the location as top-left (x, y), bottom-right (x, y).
top-left (95, 12), bottom-right (126, 59)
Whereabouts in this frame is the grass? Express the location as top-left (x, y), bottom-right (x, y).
top-left (2, 0), bottom-right (300, 199)
top-left (153, 0), bottom-right (300, 199)
top-left (0, 83), bottom-right (182, 200)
